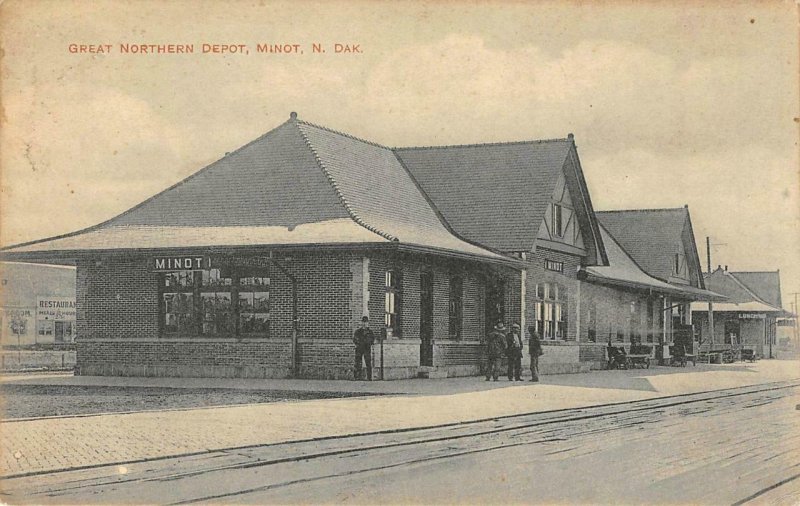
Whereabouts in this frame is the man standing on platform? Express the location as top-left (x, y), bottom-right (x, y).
top-left (353, 315), bottom-right (375, 380)
top-left (528, 326), bottom-right (543, 382)
top-left (506, 323), bottom-right (524, 381)
top-left (485, 321), bottom-right (507, 381)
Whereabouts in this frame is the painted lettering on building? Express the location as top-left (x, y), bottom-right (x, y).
top-left (36, 297), bottom-right (77, 320)
top-left (153, 256), bottom-right (210, 271)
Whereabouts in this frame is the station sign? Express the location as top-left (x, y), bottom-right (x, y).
top-left (152, 256), bottom-right (271, 271)
top-left (153, 256), bottom-right (211, 271)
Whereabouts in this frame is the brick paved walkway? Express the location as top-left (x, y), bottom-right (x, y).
top-left (2, 360), bottom-right (798, 477)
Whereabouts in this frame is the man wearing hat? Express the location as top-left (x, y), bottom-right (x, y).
top-left (353, 315), bottom-right (375, 380)
top-left (485, 321), bottom-right (507, 381)
top-left (506, 322), bottom-right (524, 381)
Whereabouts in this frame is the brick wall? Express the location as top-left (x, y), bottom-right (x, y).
top-left (525, 248), bottom-right (581, 341)
top-left (79, 256), bottom-right (159, 340)
top-left (75, 248), bottom-right (519, 379)
top-left (76, 251), bottom-right (352, 378)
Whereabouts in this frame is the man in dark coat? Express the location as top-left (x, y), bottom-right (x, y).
top-left (528, 326), bottom-right (543, 382)
top-left (485, 322), bottom-right (507, 381)
top-left (506, 323), bottom-right (524, 381)
top-left (353, 315), bottom-right (375, 380)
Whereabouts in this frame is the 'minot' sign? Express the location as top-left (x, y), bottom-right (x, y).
top-left (153, 256), bottom-right (211, 271)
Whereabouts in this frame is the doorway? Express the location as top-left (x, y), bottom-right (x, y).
top-left (485, 276), bottom-right (506, 334)
top-left (420, 270), bottom-right (434, 366)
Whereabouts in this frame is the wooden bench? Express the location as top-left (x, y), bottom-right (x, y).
top-left (627, 354), bottom-right (650, 369)
top-left (740, 349), bottom-right (757, 362)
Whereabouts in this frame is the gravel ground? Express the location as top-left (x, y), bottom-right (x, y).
top-left (0, 385), bottom-right (382, 419)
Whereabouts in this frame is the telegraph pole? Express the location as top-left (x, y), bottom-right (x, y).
top-left (790, 292), bottom-right (800, 347)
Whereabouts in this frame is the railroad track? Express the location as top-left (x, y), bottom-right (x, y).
top-left (4, 379), bottom-right (800, 504)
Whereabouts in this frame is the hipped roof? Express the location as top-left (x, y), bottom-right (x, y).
top-left (1, 116), bottom-right (518, 268)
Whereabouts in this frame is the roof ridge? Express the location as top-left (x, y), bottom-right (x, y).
top-left (730, 270), bottom-right (780, 274)
top-left (294, 122), bottom-right (398, 243)
top-left (596, 207), bottom-right (687, 214)
top-left (394, 137), bottom-right (570, 151)
top-left (295, 119), bottom-right (393, 150)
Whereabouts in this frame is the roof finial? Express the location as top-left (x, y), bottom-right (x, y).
top-left (290, 111), bottom-right (298, 120)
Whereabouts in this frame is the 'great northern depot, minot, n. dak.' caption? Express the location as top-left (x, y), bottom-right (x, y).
top-left (67, 42), bottom-right (362, 55)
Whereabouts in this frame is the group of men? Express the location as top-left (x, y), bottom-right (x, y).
top-left (485, 322), bottom-right (543, 382)
top-left (352, 315), bottom-right (544, 382)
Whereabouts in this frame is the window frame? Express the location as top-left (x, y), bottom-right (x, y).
top-left (384, 269), bottom-right (402, 337)
top-left (552, 204), bottom-right (563, 238)
top-left (159, 267), bottom-right (271, 338)
top-left (534, 281), bottom-right (567, 341)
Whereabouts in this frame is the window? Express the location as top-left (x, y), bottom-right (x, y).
top-left (449, 275), bottom-right (463, 339)
top-left (385, 270), bottom-right (402, 336)
top-left (534, 282), bottom-right (568, 340)
top-left (673, 253), bottom-right (686, 277)
top-left (646, 298), bottom-right (655, 343)
top-left (238, 274), bottom-right (270, 335)
top-left (552, 204), bottom-right (563, 237)
top-left (160, 267), bottom-right (270, 337)
top-left (37, 320), bottom-right (53, 336)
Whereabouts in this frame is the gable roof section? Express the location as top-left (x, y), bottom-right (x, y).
top-left (596, 208), bottom-right (694, 283)
top-left (583, 225), bottom-right (724, 300)
top-left (698, 268), bottom-right (784, 312)
top-left (584, 225), bottom-right (678, 292)
top-left (2, 115), bottom-right (515, 267)
top-left (703, 268), bottom-right (773, 305)
top-left (394, 139), bottom-right (572, 252)
top-left (730, 271), bottom-right (783, 308)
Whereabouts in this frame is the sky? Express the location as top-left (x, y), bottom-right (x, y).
top-left (1, 0), bottom-right (798, 307)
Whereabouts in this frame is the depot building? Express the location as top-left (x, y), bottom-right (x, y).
top-left (1, 113), bottom-right (722, 379)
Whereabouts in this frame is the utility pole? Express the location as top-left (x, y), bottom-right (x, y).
top-left (790, 292), bottom-right (800, 347)
top-left (704, 237), bottom-right (727, 352)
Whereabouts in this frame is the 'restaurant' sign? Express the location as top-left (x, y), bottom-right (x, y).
top-left (738, 313), bottom-right (766, 320)
top-left (153, 256), bottom-right (211, 271)
top-left (37, 297), bottom-right (77, 320)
